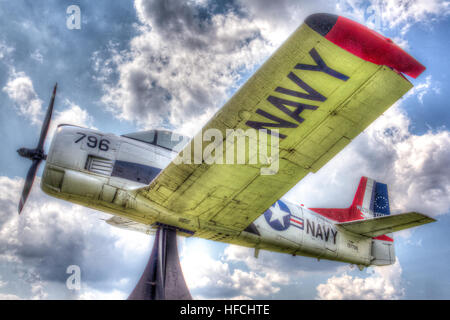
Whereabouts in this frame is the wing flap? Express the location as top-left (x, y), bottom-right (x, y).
top-left (336, 212), bottom-right (436, 237)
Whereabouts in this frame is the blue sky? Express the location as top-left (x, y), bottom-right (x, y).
top-left (0, 0), bottom-right (449, 299)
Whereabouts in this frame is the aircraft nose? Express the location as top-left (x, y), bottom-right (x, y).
top-left (17, 148), bottom-right (29, 158)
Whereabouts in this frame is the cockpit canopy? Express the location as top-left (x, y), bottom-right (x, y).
top-left (122, 129), bottom-right (190, 152)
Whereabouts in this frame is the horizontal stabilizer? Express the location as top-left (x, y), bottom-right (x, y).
top-left (336, 212), bottom-right (436, 237)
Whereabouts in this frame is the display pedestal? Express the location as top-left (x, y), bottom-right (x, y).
top-left (128, 226), bottom-right (192, 300)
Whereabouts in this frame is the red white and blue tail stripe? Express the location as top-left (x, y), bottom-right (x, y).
top-left (310, 176), bottom-right (391, 222)
top-left (351, 176), bottom-right (391, 219)
top-left (310, 176), bottom-right (394, 242)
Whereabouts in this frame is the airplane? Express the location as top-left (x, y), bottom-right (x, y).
top-left (16, 13), bottom-right (435, 299)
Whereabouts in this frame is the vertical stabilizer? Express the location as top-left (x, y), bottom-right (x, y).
top-left (310, 176), bottom-right (395, 265)
top-left (349, 177), bottom-right (395, 265)
top-left (349, 176), bottom-right (391, 220)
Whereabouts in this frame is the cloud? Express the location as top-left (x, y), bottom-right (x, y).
top-left (78, 287), bottom-right (127, 300)
top-left (2, 70), bottom-right (95, 137)
top-left (93, 0), bottom-right (445, 137)
top-left (47, 99), bottom-right (96, 141)
top-left (96, 0), bottom-right (276, 136)
top-left (30, 50), bottom-right (44, 64)
top-left (331, 0), bottom-right (450, 49)
top-left (2, 69), bottom-right (96, 147)
top-left (378, 0), bottom-right (450, 30)
top-left (180, 242), bottom-right (348, 299)
top-left (0, 175), bottom-right (151, 299)
top-left (237, 0), bottom-right (335, 46)
top-left (2, 70), bottom-right (43, 125)
top-left (0, 293), bottom-right (20, 300)
top-left (223, 244), bottom-right (347, 277)
top-left (335, 0), bottom-right (450, 32)
top-left (181, 241), bottom-right (286, 299)
top-left (0, 40), bottom-right (14, 61)
top-left (405, 75), bottom-right (440, 104)
top-left (316, 261), bottom-right (404, 299)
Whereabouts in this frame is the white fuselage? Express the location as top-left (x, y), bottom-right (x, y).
top-left (41, 125), bottom-right (380, 267)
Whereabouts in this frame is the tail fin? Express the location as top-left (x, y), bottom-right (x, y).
top-left (350, 177), bottom-right (396, 265)
top-left (310, 176), bottom-right (396, 266)
top-left (310, 176), bottom-right (391, 222)
top-left (349, 176), bottom-right (391, 220)
top-left (310, 176), bottom-right (436, 266)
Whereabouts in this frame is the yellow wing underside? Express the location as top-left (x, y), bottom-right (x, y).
top-left (136, 24), bottom-right (413, 235)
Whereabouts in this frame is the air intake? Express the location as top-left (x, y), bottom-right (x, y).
top-left (86, 156), bottom-right (114, 176)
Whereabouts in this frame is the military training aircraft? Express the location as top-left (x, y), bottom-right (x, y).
top-left (16, 13), bottom-right (435, 299)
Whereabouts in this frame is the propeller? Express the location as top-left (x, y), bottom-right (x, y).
top-left (17, 83), bottom-right (57, 214)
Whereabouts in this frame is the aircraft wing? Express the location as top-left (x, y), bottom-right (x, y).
top-left (336, 212), bottom-right (436, 237)
top-left (136, 15), bottom-right (423, 235)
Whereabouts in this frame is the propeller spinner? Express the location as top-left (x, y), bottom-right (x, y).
top-left (17, 83), bottom-right (57, 214)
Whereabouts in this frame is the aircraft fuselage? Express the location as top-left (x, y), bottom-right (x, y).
top-left (41, 125), bottom-right (392, 268)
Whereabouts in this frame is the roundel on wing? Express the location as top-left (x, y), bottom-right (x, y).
top-left (263, 200), bottom-right (291, 231)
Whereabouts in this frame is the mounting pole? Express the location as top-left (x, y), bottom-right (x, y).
top-left (128, 226), bottom-right (192, 300)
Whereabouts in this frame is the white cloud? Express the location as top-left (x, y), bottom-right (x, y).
top-left (30, 50), bottom-right (44, 64)
top-left (2, 70), bottom-right (43, 125)
top-left (31, 281), bottom-right (48, 300)
top-left (2, 71), bottom-right (95, 138)
top-left (316, 261), bottom-right (404, 299)
top-left (0, 277), bottom-right (6, 288)
top-left (96, 0), bottom-right (278, 135)
top-left (180, 241), bottom-right (348, 299)
top-left (181, 241), bottom-right (284, 299)
top-left (46, 99), bottom-right (96, 142)
top-left (405, 75), bottom-right (440, 104)
top-left (237, 0), bottom-right (335, 47)
top-left (0, 293), bottom-right (21, 300)
top-left (0, 40), bottom-right (14, 60)
top-left (94, 0), bottom-right (447, 137)
top-left (78, 287), bottom-right (127, 300)
top-left (336, 0), bottom-right (450, 31)
top-left (0, 175), bottom-right (151, 299)
top-left (56, 99), bottom-right (95, 129)
top-left (224, 245), bottom-right (348, 277)
top-left (333, 0), bottom-right (450, 49)
top-left (2, 69), bottom-right (96, 148)
top-left (378, 0), bottom-right (450, 30)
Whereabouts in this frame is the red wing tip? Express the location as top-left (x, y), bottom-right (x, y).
top-left (305, 13), bottom-right (425, 78)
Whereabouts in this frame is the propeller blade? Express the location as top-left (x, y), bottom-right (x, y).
top-left (37, 83), bottom-right (57, 151)
top-left (18, 159), bottom-right (41, 214)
